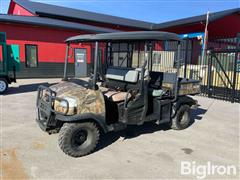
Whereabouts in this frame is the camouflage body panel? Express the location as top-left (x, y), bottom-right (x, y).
top-left (178, 82), bottom-right (200, 95)
top-left (162, 80), bottom-right (200, 96)
top-left (50, 81), bottom-right (106, 117)
top-left (162, 82), bottom-right (174, 90)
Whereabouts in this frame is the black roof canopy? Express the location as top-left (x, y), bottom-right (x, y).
top-left (65, 31), bottom-right (182, 43)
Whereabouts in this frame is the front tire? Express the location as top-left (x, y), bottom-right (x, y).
top-left (58, 122), bottom-right (100, 157)
top-left (171, 104), bottom-right (191, 130)
top-left (0, 78), bottom-right (8, 94)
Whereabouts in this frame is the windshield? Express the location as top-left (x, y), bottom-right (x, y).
top-left (107, 42), bottom-right (149, 68)
top-left (106, 41), bottom-right (179, 73)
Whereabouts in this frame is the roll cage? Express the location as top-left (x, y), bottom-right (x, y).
top-left (63, 31), bottom-right (182, 100)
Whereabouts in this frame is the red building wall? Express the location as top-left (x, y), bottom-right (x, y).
top-left (0, 22), bottom-right (98, 77)
top-left (5, 0), bottom-right (239, 78)
top-left (159, 14), bottom-right (240, 38)
top-left (0, 23), bottom-right (93, 63)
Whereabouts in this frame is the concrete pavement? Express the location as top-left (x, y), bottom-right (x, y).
top-left (1, 78), bottom-right (239, 179)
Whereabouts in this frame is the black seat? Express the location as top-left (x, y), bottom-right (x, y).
top-left (149, 71), bottom-right (177, 89)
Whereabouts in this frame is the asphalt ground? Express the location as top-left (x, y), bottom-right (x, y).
top-left (1, 78), bottom-right (239, 179)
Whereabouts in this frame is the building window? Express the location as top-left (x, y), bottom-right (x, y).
top-left (25, 44), bottom-right (38, 67)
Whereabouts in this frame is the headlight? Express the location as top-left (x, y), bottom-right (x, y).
top-left (60, 97), bottom-right (77, 108)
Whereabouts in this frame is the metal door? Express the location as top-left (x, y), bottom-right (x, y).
top-left (74, 48), bottom-right (87, 77)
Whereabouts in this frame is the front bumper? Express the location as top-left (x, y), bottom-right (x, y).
top-left (36, 85), bottom-right (69, 132)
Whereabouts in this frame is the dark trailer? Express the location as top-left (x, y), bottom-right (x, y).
top-left (36, 31), bottom-right (200, 157)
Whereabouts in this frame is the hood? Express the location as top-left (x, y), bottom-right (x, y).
top-left (50, 81), bottom-right (105, 116)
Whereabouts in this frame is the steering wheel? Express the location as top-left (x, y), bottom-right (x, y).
top-left (89, 72), bottom-right (104, 82)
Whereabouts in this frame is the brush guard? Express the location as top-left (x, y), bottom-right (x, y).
top-left (36, 85), bottom-right (69, 131)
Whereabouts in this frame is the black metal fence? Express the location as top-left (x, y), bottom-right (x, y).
top-left (178, 35), bottom-right (240, 103)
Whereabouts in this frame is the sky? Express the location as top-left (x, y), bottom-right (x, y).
top-left (0, 0), bottom-right (239, 23)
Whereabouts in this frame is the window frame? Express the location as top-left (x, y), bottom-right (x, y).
top-left (25, 44), bottom-right (38, 68)
top-left (107, 42), bottom-right (135, 68)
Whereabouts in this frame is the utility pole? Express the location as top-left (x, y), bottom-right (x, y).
top-left (201, 11), bottom-right (210, 66)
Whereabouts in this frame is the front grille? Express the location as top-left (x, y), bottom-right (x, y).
top-left (36, 85), bottom-right (56, 130)
top-left (36, 85), bottom-right (69, 131)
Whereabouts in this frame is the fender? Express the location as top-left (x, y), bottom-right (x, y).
top-left (172, 96), bottom-right (198, 117)
top-left (0, 75), bottom-right (12, 84)
top-left (56, 113), bottom-right (109, 133)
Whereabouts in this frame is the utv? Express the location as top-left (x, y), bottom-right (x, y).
top-left (36, 31), bottom-right (200, 157)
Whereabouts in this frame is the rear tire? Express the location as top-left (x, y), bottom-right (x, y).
top-left (171, 104), bottom-right (191, 130)
top-left (0, 78), bottom-right (8, 94)
top-left (58, 122), bottom-right (100, 157)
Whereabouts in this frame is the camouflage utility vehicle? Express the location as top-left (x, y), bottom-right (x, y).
top-left (36, 31), bottom-right (200, 157)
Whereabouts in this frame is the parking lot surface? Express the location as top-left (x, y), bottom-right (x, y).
top-left (1, 79), bottom-right (239, 179)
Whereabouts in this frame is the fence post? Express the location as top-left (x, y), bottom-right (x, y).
top-left (231, 33), bottom-right (240, 103)
top-left (184, 38), bottom-right (189, 78)
top-left (207, 49), bottom-right (213, 97)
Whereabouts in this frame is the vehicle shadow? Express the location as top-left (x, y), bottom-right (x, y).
top-left (96, 107), bottom-right (207, 153)
top-left (5, 82), bottom-right (57, 95)
top-left (190, 107), bottom-right (207, 121)
top-left (5, 78), bottom-right (89, 95)
top-left (96, 123), bottom-right (172, 154)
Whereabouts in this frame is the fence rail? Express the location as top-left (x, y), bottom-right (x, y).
top-left (184, 36), bottom-right (240, 102)
top-left (156, 35), bottom-right (240, 102)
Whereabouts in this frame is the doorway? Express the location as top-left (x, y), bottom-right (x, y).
top-left (74, 48), bottom-right (87, 77)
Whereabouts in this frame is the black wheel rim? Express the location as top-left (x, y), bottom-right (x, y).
top-left (71, 129), bottom-right (90, 149)
top-left (179, 110), bottom-right (188, 125)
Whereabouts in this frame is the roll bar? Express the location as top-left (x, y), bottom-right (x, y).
top-left (62, 37), bottom-right (182, 100)
top-left (173, 42), bottom-right (181, 102)
top-left (92, 41), bottom-right (99, 90)
top-left (62, 43), bottom-right (70, 81)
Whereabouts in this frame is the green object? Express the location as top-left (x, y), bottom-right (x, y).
top-left (0, 32), bottom-right (7, 74)
top-left (7, 44), bottom-right (20, 72)
top-left (0, 32), bottom-right (20, 77)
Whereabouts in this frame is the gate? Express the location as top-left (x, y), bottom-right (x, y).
top-left (202, 35), bottom-right (240, 102)
top-left (178, 34), bottom-right (240, 103)
top-left (202, 48), bottom-right (240, 102)
top-left (137, 34), bottom-right (239, 103)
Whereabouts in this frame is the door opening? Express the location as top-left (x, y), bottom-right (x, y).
top-left (74, 48), bottom-right (87, 77)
